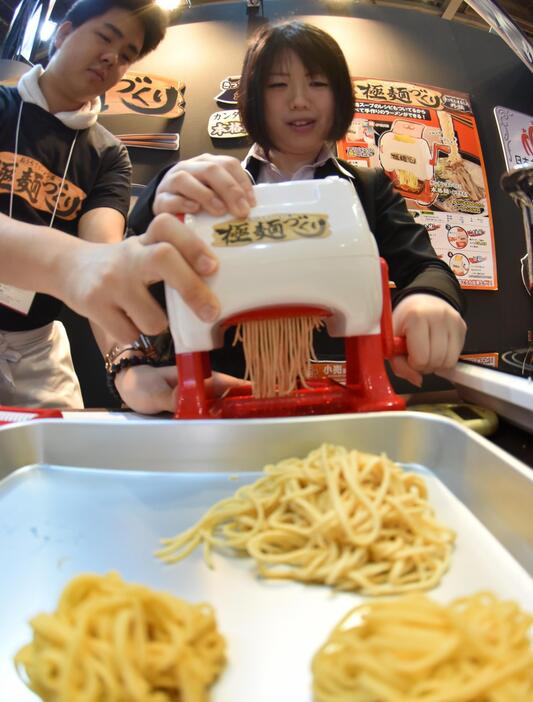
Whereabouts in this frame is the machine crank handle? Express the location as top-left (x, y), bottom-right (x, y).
top-left (392, 336), bottom-right (407, 357)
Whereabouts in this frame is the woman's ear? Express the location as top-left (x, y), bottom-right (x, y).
top-left (53, 21), bottom-right (74, 51)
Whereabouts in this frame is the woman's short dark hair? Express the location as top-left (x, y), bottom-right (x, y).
top-left (50, 0), bottom-right (168, 59)
top-left (238, 21), bottom-right (354, 152)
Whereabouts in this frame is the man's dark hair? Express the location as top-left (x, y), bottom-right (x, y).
top-left (238, 21), bottom-right (354, 153)
top-left (50, 0), bottom-right (168, 59)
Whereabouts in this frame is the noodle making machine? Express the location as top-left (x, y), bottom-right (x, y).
top-left (165, 177), bottom-right (407, 419)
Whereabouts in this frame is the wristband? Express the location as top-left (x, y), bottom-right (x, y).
top-left (104, 334), bottom-right (157, 374)
top-left (106, 354), bottom-right (159, 402)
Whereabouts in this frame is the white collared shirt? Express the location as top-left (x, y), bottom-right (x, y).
top-left (243, 143), bottom-right (334, 184)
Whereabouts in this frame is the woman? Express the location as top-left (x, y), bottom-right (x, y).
top-left (121, 21), bottom-right (466, 413)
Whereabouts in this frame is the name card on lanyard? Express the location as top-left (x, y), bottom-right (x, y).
top-left (0, 283), bottom-right (35, 315)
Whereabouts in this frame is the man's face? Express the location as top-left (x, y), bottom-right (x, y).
top-left (51, 8), bottom-right (145, 102)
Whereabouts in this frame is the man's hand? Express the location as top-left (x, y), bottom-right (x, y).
top-left (390, 293), bottom-right (467, 387)
top-left (114, 363), bottom-right (249, 414)
top-left (153, 153), bottom-right (256, 219)
top-left (59, 213), bottom-right (220, 345)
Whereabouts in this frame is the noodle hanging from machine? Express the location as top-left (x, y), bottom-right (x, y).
top-left (15, 572), bottom-right (226, 702)
top-left (157, 443), bottom-right (455, 595)
top-left (233, 315), bottom-right (324, 397)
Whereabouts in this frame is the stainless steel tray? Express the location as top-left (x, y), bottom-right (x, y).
top-left (1, 412), bottom-right (532, 702)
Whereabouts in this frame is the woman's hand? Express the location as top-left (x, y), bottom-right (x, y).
top-left (390, 294), bottom-right (467, 387)
top-left (153, 153), bottom-right (256, 219)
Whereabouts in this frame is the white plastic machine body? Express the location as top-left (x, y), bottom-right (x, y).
top-left (165, 177), bottom-right (382, 354)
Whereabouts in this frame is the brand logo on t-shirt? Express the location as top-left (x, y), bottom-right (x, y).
top-left (0, 151), bottom-right (86, 220)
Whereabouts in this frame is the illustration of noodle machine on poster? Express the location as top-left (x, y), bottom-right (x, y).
top-left (337, 79), bottom-right (497, 290)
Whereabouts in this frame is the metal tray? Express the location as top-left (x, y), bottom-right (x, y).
top-left (1, 412), bottom-right (532, 702)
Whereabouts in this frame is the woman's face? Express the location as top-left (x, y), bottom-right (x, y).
top-left (263, 49), bottom-right (334, 163)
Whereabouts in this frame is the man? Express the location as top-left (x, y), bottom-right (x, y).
top-left (0, 0), bottom-right (219, 408)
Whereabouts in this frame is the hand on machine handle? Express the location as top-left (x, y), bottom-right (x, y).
top-left (390, 294), bottom-right (466, 387)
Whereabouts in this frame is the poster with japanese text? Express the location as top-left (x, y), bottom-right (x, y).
top-left (460, 353), bottom-right (499, 368)
top-left (337, 79), bottom-right (497, 290)
top-left (494, 106), bottom-right (533, 170)
top-left (494, 106), bottom-right (533, 290)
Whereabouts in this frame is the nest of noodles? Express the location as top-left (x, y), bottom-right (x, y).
top-left (312, 591), bottom-right (533, 702)
top-left (15, 572), bottom-right (226, 702)
top-left (157, 443), bottom-right (456, 595)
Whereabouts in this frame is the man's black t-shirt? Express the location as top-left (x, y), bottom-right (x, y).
top-left (0, 86), bottom-right (132, 330)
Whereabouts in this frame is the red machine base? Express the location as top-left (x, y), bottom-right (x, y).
top-left (174, 259), bottom-right (407, 419)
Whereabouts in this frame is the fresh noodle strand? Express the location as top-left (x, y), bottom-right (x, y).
top-left (233, 315), bottom-right (323, 397)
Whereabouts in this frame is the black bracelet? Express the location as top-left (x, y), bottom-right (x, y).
top-left (106, 355), bottom-right (159, 402)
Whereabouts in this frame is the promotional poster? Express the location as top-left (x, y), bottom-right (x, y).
top-left (494, 105), bottom-right (533, 170)
top-left (337, 79), bottom-right (497, 290)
